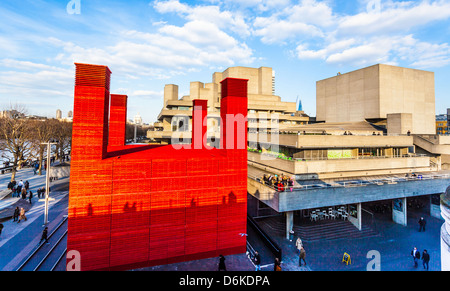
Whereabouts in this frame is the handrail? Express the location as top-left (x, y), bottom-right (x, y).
top-left (249, 173), bottom-right (450, 193)
top-left (247, 215), bottom-right (282, 260)
top-left (15, 216), bottom-right (68, 271)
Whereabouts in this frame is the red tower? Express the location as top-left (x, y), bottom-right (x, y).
top-left (67, 63), bottom-right (248, 271)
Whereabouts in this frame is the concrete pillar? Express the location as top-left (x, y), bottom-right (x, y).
top-left (286, 211), bottom-right (294, 240)
top-left (356, 203), bottom-right (362, 230)
top-left (392, 197), bottom-right (407, 226)
top-left (348, 203), bottom-right (362, 230)
top-left (441, 188), bottom-right (450, 271)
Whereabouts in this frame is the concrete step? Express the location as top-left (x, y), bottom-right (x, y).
top-left (256, 216), bottom-right (379, 243)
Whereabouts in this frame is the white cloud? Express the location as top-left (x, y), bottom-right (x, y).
top-left (338, 0), bottom-right (450, 37)
top-left (154, 0), bottom-right (250, 37)
top-left (285, 0), bottom-right (450, 68)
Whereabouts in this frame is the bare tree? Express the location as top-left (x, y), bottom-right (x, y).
top-left (52, 120), bottom-right (72, 162)
top-left (30, 118), bottom-right (59, 175)
top-left (0, 105), bottom-right (34, 181)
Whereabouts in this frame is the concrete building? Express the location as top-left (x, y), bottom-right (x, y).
top-left (248, 64), bottom-right (450, 239)
top-left (316, 64), bottom-right (435, 135)
top-left (147, 66), bottom-right (309, 145)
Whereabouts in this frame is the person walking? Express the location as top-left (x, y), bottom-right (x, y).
top-left (299, 246), bottom-right (307, 266)
top-left (13, 206), bottom-right (20, 222)
top-left (295, 237), bottom-right (303, 255)
top-left (39, 227), bottom-right (49, 245)
top-left (422, 250), bottom-right (430, 271)
top-left (411, 247), bottom-right (420, 268)
top-left (28, 191), bottom-right (33, 204)
top-left (254, 251), bottom-right (261, 271)
top-left (218, 255), bottom-right (226, 271)
top-left (21, 187), bottom-right (27, 200)
top-left (418, 217), bottom-right (426, 232)
top-left (274, 258), bottom-right (281, 271)
top-left (18, 207), bottom-right (27, 223)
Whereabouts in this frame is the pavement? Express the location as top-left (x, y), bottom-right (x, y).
top-left (0, 167), bottom-right (69, 271)
top-left (0, 167), bottom-right (445, 272)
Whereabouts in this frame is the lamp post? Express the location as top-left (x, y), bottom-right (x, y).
top-left (41, 141), bottom-right (57, 226)
top-left (134, 113), bottom-right (142, 143)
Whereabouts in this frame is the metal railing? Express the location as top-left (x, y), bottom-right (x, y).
top-left (249, 173), bottom-right (450, 193)
top-left (247, 215), bottom-right (282, 261)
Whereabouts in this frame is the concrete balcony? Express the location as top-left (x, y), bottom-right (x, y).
top-left (249, 133), bottom-right (414, 149)
top-left (247, 151), bottom-right (432, 179)
top-left (248, 172), bottom-right (450, 212)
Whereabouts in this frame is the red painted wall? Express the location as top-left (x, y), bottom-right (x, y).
top-left (67, 63), bottom-right (248, 271)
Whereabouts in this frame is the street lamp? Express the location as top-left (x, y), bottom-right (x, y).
top-left (134, 113), bottom-right (142, 143)
top-left (40, 140), bottom-right (57, 226)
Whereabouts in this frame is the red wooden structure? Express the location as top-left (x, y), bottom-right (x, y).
top-left (67, 63), bottom-right (248, 271)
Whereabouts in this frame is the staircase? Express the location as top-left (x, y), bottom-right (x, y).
top-left (256, 216), bottom-right (379, 243)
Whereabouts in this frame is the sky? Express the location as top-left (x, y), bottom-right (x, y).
top-left (1, 0), bottom-right (450, 123)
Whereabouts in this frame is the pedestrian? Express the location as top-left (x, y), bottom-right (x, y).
top-left (218, 254), bottom-right (226, 271)
top-left (15, 186), bottom-right (21, 197)
top-left (18, 207), bottom-right (27, 223)
top-left (0, 223), bottom-right (3, 239)
top-left (422, 250), bottom-right (430, 271)
top-left (418, 217), bottom-right (426, 232)
top-left (299, 246), bottom-right (307, 266)
top-left (254, 251), bottom-right (261, 271)
top-left (39, 227), bottom-right (49, 245)
top-left (21, 187), bottom-right (27, 200)
top-left (13, 207), bottom-right (20, 222)
top-left (28, 191), bottom-right (33, 204)
top-left (24, 180), bottom-right (29, 191)
top-left (411, 247), bottom-right (420, 268)
top-left (295, 237), bottom-right (303, 255)
top-left (274, 257), bottom-right (281, 271)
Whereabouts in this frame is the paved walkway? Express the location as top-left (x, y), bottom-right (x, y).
top-left (254, 200), bottom-right (443, 271)
top-left (0, 167), bottom-right (69, 271)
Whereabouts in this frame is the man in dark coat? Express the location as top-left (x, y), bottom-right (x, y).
top-left (422, 250), bottom-right (430, 270)
top-left (418, 217), bottom-right (426, 232)
top-left (218, 255), bottom-right (226, 271)
top-left (254, 251), bottom-right (261, 271)
top-left (13, 207), bottom-right (20, 222)
top-left (39, 227), bottom-right (49, 245)
top-left (411, 247), bottom-right (420, 267)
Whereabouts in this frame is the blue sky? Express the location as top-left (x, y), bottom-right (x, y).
top-left (1, 0), bottom-right (450, 123)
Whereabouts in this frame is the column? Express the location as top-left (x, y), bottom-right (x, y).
top-left (392, 197), bottom-right (407, 226)
top-left (286, 211), bottom-right (294, 240)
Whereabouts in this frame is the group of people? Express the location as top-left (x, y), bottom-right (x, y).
top-left (411, 247), bottom-right (430, 270)
top-left (7, 180), bottom-right (29, 197)
top-left (261, 174), bottom-right (295, 192)
top-left (6, 179), bottom-right (37, 204)
top-left (12, 206), bottom-right (28, 223)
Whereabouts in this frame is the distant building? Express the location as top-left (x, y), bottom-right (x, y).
top-left (133, 113), bottom-right (142, 125)
top-left (436, 113), bottom-right (448, 135)
top-left (56, 109), bottom-right (62, 119)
